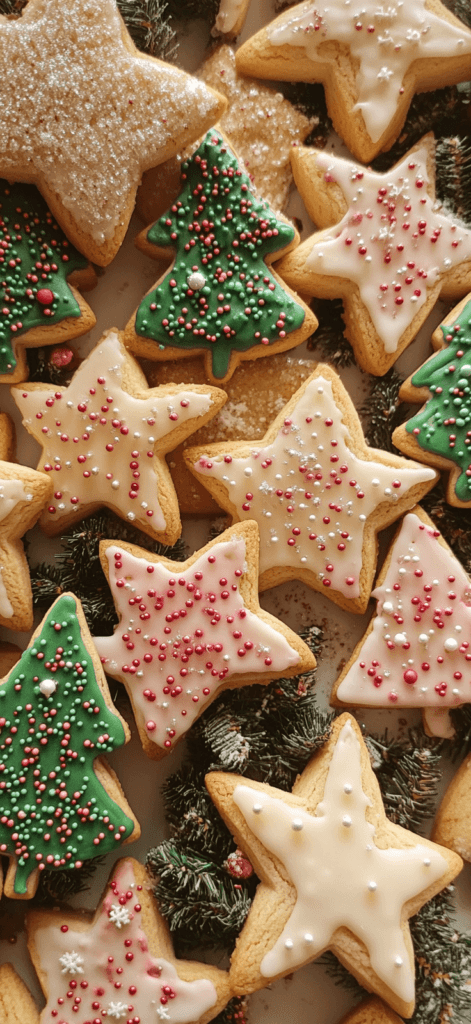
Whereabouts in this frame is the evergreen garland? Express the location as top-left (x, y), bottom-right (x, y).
top-left (364, 730), bottom-right (442, 834)
top-left (360, 369), bottom-right (404, 454)
top-left (213, 998), bottom-right (247, 1024)
top-left (308, 298), bottom-right (354, 367)
top-left (165, 0), bottom-right (219, 24)
top-left (30, 508), bottom-right (186, 635)
top-left (372, 88), bottom-right (470, 173)
top-left (436, 136), bottom-right (471, 225)
top-left (116, 0), bottom-right (178, 60)
top-left (274, 81), bottom-right (332, 147)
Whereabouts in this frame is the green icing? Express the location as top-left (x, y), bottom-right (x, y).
top-left (0, 594), bottom-right (134, 894)
top-left (406, 300), bottom-right (471, 502)
top-left (135, 130), bottom-right (306, 379)
top-left (0, 180), bottom-right (88, 375)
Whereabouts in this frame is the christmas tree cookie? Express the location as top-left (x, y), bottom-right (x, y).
top-left (136, 45), bottom-right (316, 224)
top-left (94, 521), bottom-right (315, 758)
top-left (0, 963), bottom-right (39, 1024)
top-left (206, 715), bottom-right (462, 1019)
top-left (27, 857), bottom-right (232, 1024)
top-left (393, 294), bottom-right (471, 506)
top-left (332, 505), bottom-right (471, 738)
top-left (0, 592), bottom-right (139, 899)
top-left (276, 135), bottom-right (471, 376)
top-left (0, 180), bottom-right (96, 383)
top-left (0, 0), bottom-right (227, 265)
top-left (184, 365), bottom-right (437, 613)
top-left (125, 129), bottom-right (316, 385)
top-left (12, 328), bottom-right (226, 541)
top-left (235, 0), bottom-right (471, 163)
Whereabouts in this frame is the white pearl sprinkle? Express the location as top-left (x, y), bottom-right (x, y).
top-left (253, 803), bottom-right (263, 815)
top-left (284, 939), bottom-right (294, 950)
top-left (444, 637), bottom-right (459, 652)
top-left (291, 818), bottom-right (304, 831)
top-left (304, 933), bottom-right (313, 943)
top-left (39, 678), bottom-right (57, 697)
top-left (367, 881), bottom-right (377, 892)
top-left (342, 815), bottom-right (352, 828)
top-left (343, 783), bottom-right (352, 794)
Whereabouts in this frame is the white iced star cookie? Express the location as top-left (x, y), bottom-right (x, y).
top-left (0, 412), bottom-right (52, 632)
top-left (206, 715), bottom-right (462, 1019)
top-left (27, 858), bottom-right (232, 1024)
top-left (235, 0), bottom-right (471, 162)
top-left (0, 0), bottom-right (226, 265)
top-left (276, 136), bottom-right (471, 376)
top-left (184, 364), bottom-right (437, 613)
top-left (11, 328), bottom-right (226, 542)
top-left (94, 520), bottom-right (315, 758)
top-left (332, 505), bottom-right (471, 738)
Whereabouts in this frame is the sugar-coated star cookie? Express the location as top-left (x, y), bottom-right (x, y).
top-left (126, 129), bottom-right (317, 385)
top-left (332, 505), bottom-right (471, 738)
top-left (0, 180), bottom-right (96, 383)
top-left (147, 351), bottom-right (315, 514)
top-left (27, 857), bottom-right (232, 1024)
top-left (136, 45), bottom-right (316, 224)
top-left (432, 753), bottom-right (471, 862)
top-left (206, 715), bottom-right (463, 1019)
top-left (12, 328), bottom-right (226, 540)
top-left (184, 364), bottom-right (437, 613)
top-left (0, 592), bottom-right (140, 899)
top-left (0, 963), bottom-right (39, 1024)
top-left (0, 0), bottom-right (226, 265)
top-left (393, 294), bottom-right (471, 506)
top-left (94, 520), bottom-right (315, 759)
top-left (235, 0), bottom-right (471, 162)
top-left (276, 136), bottom-right (471, 376)
top-left (0, 412), bottom-right (53, 632)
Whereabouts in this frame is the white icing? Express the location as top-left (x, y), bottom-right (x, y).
top-left (0, 0), bottom-right (219, 244)
top-left (336, 512), bottom-right (471, 723)
top-left (304, 148), bottom-right (471, 353)
top-left (191, 375), bottom-right (435, 599)
top-left (214, 0), bottom-right (245, 33)
top-left (13, 330), bottom-right (215, 536)
top-left (94, 536), bottom-right (301, 751)
top-left (234, 720), bottom-right (449, 1002)
top-left (267, 0), bottom-right (471, 143)
top-left (0, 566), bottom-right (13, 618)
top-left (33, 860), bottom-right (218, 1024)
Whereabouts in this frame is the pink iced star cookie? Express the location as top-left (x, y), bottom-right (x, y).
top-left (276, 137), bottom-right (471, 376)
top-left (235, 0), bottom-right (471, 162)
top-left (94, 520), bottom-right (315, 758)
top-left (27, 858), bottom-right (232, 1024)
top-left (184, 365), bottom-right (437, 613)
top-left (12, 328), bottom-right (226, 542)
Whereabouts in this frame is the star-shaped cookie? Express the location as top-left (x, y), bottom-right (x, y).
top-left (94, 520), bottom-right (315, 758)
top-left (0, 413), bottom-right (52, 631)
top-left (0, 964), bottom-right (39, 1024)
top-left (27, 857), bottom-right (232, 1024)
top-left (206, 715), bottom-right (462, 1018)
top-left (235, 0), bottom-right (471, 162)
top-left (184, 365), bottom-right (437, 613)
top-left (276, 137), bottom-right (471, 376)
top-left (0, 0), bottom-right (226, 265)
top-left (12, 328), bottom-right (226, 541)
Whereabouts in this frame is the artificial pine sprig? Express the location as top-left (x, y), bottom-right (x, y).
top-left (163, 764), bottom-right (233, 863)
top-left (365, 730), bottom-right (442, 834)
top-left (308, 298), bottom-right (354, 367)
top-left (116, 0), bottom-right (178, 60)
top-left (436, 136), bottom-right (471, 225)
top-left (146, 841), bottom-right (254, 954)
top-left (30, 508), bottom-right (186, 634)
top-left (372, 88), bottom-right (471, 173)
top-left (360, 368), bottom-right (405, 454)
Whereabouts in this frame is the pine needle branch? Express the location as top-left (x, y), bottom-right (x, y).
top-left (366, 730), bottom-right (443, 833)
top-left (360, 369), bottom-right (405, 453)
top-left (116, 0), bottom-right (178, 60)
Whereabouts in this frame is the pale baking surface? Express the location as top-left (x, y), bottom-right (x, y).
top-left (0, 2), bottom-right (470, 1022)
